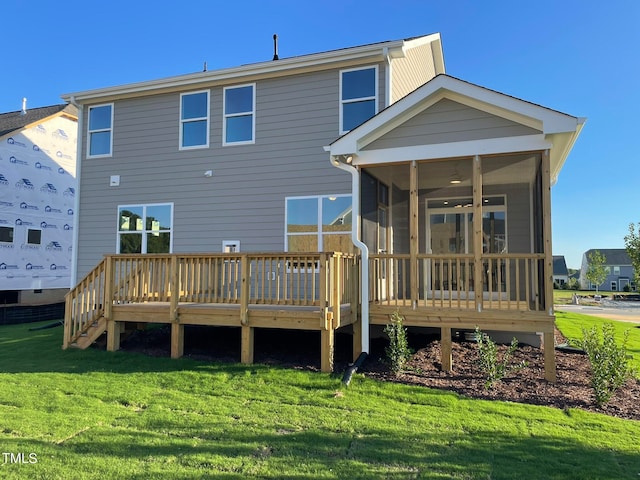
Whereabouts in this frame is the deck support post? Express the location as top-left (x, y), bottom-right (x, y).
top-left (104, 255), bottom-right (113, 321)
top-left (321, 326), bottom-right (335, 373)
top-left (441, 326), bottom-right (452, 372)
top-left (106, 320), bottom-right (121, 351)
top-left (241, 325), bottom-right (254, 364)
top-left (171, 323), bottom-right (184, 359)
top-left (543, 331), bottom-right (556, 382)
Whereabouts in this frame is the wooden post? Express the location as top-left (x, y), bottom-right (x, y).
top-left (409, 161), bottom-right (419, 305)
top-left (104, 256), bottom-right (113, 321)
top-left (441, 326), bottom-right (452, 372)
top-left (241, 325), bottom-right (254, 364)
top-left (321, 326), bottom-right (335, 373)
top-left (169, 255), bottom-right (179, 322)
top-left (472, 155), bottom-right (483, 312)
top-left (171, 323), bottom-right (184, 359)
top-left (332, 254), bottom-right (341, 328)
top-left (541, 150), bottom-right (556, 382)
top-left (106, 320), bottom-right (120, 352)
top-left (240, 255), bottom-right (250, 325)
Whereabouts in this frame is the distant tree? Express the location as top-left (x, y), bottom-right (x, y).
top-left (624, 223), bottom-right (640, 288)
top-left (585, 250), bottom-right (608, 293)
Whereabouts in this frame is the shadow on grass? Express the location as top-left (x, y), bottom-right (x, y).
top-left (0, 321), bottom-right (354, 376)
top-left (1, 423), bottom-right (637, 479)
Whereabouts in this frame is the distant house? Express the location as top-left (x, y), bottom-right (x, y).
top-left (553, 255), bottom-right (568, 286)
top-left (0, 102), bottom-right (78, 306)
top-left (580, 249), bottom-right (636, 291)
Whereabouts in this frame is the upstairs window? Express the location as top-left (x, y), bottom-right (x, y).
top-left (180, 91), bottom-right (209, 149)
top-left (88, 104), bottom-right (113, 157)
top-left (223, 84), bottom-right (255, 145)
top-left (27, 229), bottom-right (42, 245)
top-left (118, 203), bottom-right (173, 254)
top-left (340, 66), bottom-right (377, 134)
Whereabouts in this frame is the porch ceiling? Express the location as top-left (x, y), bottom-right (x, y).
top-left (365, 153), bottom-right (539, 190)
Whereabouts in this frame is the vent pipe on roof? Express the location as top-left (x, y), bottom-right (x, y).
top-left (21, 97), bottom-right (27, 115)
top-left (272, 34), bottom-right (279, 61)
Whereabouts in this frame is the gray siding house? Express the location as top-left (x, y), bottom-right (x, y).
top-left (61, 34), bottom-right (584, 381)
top-left (580, 249), bottom-right (636, 291)
top-left (553, 255), bottom-right (569, 286)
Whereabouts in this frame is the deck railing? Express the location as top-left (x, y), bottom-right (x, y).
top-left (369, 253), bottom-right (546, 311)
top-left (65, 252), bottom-right (359, 346)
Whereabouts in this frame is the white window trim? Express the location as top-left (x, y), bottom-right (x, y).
top-left (425, 195), bottom-right (508, 254)
top-left (222, 240), bottom-right (240, 253)
top-left (116, 202), bottom-right (174, 254)
top-left (87, 103), bottom-right (114, 158)
top-left (222, 83), bottom-right (256, 146)
top-left (284, 194), bottom-right (352, 252)
top-left (339, 65), bottom-right (378, 135)
top-left (179, 90), bottom-right (210, 150)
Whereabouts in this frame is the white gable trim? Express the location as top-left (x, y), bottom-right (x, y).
top-left (351, 135), bottom-right (552, 166)
top-left (330, 75), bottom-right (581, 157)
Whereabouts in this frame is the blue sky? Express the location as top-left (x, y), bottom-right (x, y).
top-left (3, 0), bottom-right (638, 268)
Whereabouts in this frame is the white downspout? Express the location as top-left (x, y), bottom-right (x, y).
top-left (329, 154), bottom-right (369, 354)
top-left (69, 96), bottom-right (82, 286)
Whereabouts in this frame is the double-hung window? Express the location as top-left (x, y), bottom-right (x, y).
top-left (118, 203), bottom-right (173, 254)
top-left (340, 66), bottom-right (377, 134)
top-left (180, 91), bottom-right (209, 149)
top-left (87, 104), bottom-right (113, 157)
top-left (285, 195), bottom-right (354, 253)
top-left (223, 84), bottom-right (255, 145)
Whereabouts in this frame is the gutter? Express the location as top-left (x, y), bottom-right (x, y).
top-left (327, 151), bottom-right (370, 356)
top-left (68, 96), bottom-right (82, 286)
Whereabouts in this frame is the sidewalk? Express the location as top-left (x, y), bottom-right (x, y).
top-left (555, 303), bottom-right (640, 323)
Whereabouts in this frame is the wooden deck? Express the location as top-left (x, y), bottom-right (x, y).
top-left (64, 253), bottom-right (360, 372)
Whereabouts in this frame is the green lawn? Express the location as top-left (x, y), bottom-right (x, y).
top-left (0, 320), bottom-right (639, 479)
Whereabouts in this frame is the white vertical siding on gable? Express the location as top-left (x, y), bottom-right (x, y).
top-left (75, 67), bottom-right (382, 278)
top-left (390, 43), bottom-right (437, 104)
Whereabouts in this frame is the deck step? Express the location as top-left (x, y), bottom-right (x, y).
top-left (71, 317), bottom-right (107, 349)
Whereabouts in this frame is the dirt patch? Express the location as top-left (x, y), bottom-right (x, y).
top-left (116, 325), bottom-right (640, 422)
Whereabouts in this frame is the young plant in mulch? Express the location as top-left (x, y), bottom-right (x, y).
top-left (474, 326), bottom-right (527, 389)
top-left (384, 311), bottom-right (413, 376)
top-left (580, 323), bottom-right (634, 407)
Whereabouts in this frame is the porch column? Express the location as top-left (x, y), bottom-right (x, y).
top-left (472, 155), bottom-right (483, 312)
top-left (409, 160), bottom-right (419, 304)
top-left (541, 149), bottom-right (556, 382)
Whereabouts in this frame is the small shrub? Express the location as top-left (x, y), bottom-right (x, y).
top-left (475, 327), bottom-right (527, 389)
top-left (623, 284), bottom-right (631, 293)
top-left (580, 323), bottom-right (633, 407)
top-left (384, 311), bottom-right (412, 376)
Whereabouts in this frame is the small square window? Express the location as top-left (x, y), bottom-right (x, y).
top-left (0, 226), bottom-right (14, 243)
top-left (27, 229), bottom-right (42, 245)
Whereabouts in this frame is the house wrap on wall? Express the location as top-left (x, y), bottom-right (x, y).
top-left (61, 34), bottom-right (584, 380)
top-left (0, 103), bottom-right (77, 305)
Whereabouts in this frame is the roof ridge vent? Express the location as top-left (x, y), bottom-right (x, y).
top-left (272, 34), bottom-right (279, 61)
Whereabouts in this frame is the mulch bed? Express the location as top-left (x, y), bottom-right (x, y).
top-left (116, 325), bottom-right (640, 421)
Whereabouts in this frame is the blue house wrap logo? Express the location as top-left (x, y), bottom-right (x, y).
top-left (67, 209), bottom-right (73, 216)
top-left (35, 162), bottom-right (52, 171)
top-left (58, 167), bottom-right (67, 175)
top-left (9, 156), bottom-right (28, 166)
top-left (53, 129), bottom-right (69, 141)
top-left (40, 183), bottom-right (57, 193)
top-left (63, 187), bottom-right (75, 197)
top-left (20, 202), bottom-right (38, 210)
top-left (46, 241), bottom-right (63, 251)
top-left (0, 174), bottom-right (8, 185)
top-left (15, 178), bottom-right (34, 190)
top-left (64, 223), bottom-right (73, 230)
top-left (45, 205), bottom-right (62, 214)
top-left (33, 144), bottom-right (40, 151)
top-left (0, 263), bottom-right (19, 270)
top-left (41, 221), bottom-right (58, 229)
top-left (7, 138), bottom-right (26, 147)
top-left (26, 263), bottom-right (44, 270)
top-left (15, 218), bottom-right (33, 226)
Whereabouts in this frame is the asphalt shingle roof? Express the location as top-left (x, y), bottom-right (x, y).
top-left (0, 104), bottom-right (77, 138)
top-left (584, 249), bottom-right (631, 265)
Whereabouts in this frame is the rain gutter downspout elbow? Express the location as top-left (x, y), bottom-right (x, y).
top-left (328, 154), bottom-right (369, 356)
